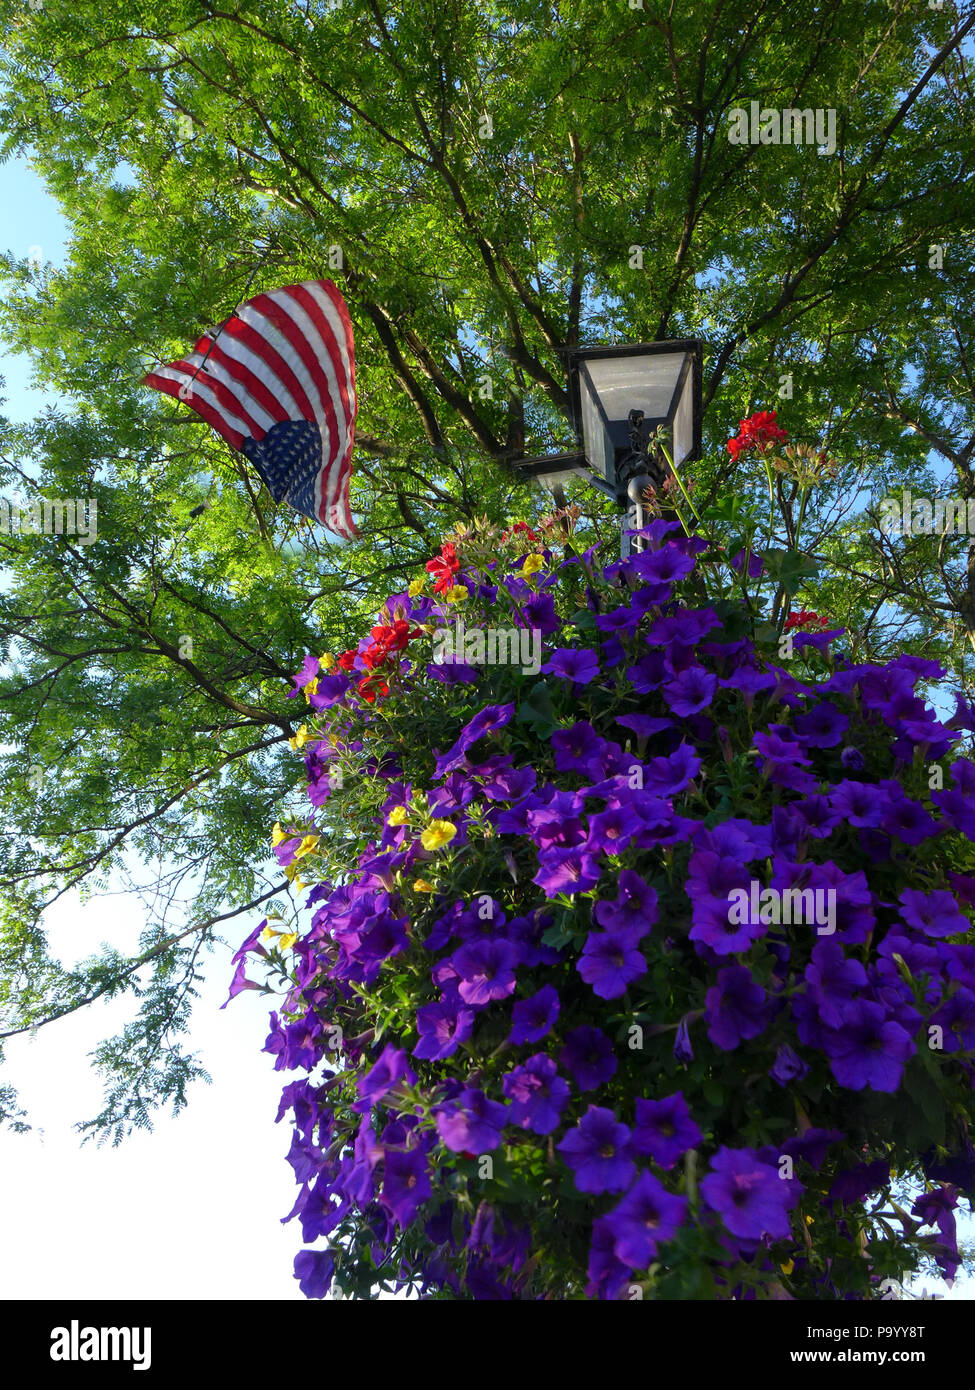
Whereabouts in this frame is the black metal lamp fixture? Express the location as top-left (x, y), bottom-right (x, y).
top-left (512, 339), bottom-right (702, 554)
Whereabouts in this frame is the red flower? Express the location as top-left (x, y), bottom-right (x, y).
top-left (361, 620), bottom-right (422, 670)
top-left (784, 610), bottom-right (830, 632)
top-left (425, 542), bottom-right (460, 594)
top-left (727, 410), bottom-right (789, 460)
top-left (501, 521), bottom-right (540, 543)
top-left (357, 673), bottom-right (390, 703)
top-left (336, 650), bottom-right (359, 671)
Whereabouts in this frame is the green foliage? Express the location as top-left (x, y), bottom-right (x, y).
top-left (0, 0), bottom-right (972, 1134)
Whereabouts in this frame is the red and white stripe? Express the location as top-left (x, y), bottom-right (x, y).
top-left (144, 279), bottom-right (358, 539)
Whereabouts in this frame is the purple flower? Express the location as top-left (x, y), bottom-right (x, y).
top-left (426, 660), bottom-right (480, 684)
top-left (632, 1092), bottom-right (703, 1168)
top-left (794, 701), bottom-right (849, 748)
top-left (382, 1148), bottom-right (432, 1227)
top-left (480, 765), bottom-right (537, 801)
top-left (674, 1014), bottom-right (695, 1063)
top-left (507, 985), bottom-right (560, 1045)
top-left (662, 665), bottom-right (717, 716)
top-left (704, 967), bottom-right (768, 1051)
top-left (643, 743), bottom-right (701, 796)
top-left (630, 546), bottom-right (697, 585)
top-left (840, 744), bottom-right (866, 772)
top-left (502, 1055), bottom-right (570, 1134)
top-left (828, 780), bottom-right (886, 828)
top-left (577, 928), bottom-right (648, 999)
top-left (551, 721), bottom-right (607, 773)
top-left (533, 845), bottom-right (603, 896)
top-left (604, 1171), bottom-right (688, 1268)
top-left (557, 1106), bottom-right (636, 1194)
top-left (770, 1044), bottom-right (809, 1086)
top-left (700, 1146), bottom-right (797, 1241)
top-left (593, 869), bottom-right (658, 935)
top-left (615, 714), bottom-right (673, 741)
top-left (293, 1249), bottom-right (335, 1299)
top-left (560, 1025), bottom-right (618, 1091)
top-left (433, 703), bottom-right (515, 777)
top-left (822, 1001), bottom-right (915, 1092)
top-left (435, 1088), bottom-right (508, 1153)
top-left (451, 938), bottom-right (519, 1006)
top-left (542, 648), bottom-right (600, 685)
top-left (586, 1217), bottom-right (633, 1301)
top-left (354, 1044), bottom-right (416, 1113)
top-left (519, 590), bottom-right (561, 635)
top-left (898, 888), bottom-right (969, 939)
top-left (413, 1000), bottom-right (475, 1060)
top-left (912, 1186), bottom-right (960, 1280)
top-left (804, 939), bottom-right (868, 1028)
top-left (828, 1160), bottom-right (889, 1207)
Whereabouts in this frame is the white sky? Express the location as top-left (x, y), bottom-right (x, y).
top-left (0, 886), bottom-right (307, 1300)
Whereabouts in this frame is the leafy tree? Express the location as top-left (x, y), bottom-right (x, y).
top-left (0, 0), bottom-right (972, 1134)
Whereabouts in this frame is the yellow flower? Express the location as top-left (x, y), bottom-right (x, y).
top-left (289, 723), bottom-right (310, 752)
top-left (413, 879), bottom-right (434, 893)
top-left (319, 653), bottom-right (335, 671)
top-left (293, 876), bottom-right (307, 891)
top-left (522, 553), bottom-right (545, 575)
top-left (279, 932), bottom-right (298, 950)
top-left (303, 677), bottom-right (319, 703)
top-left (780, 1259), bottom-right (794, 1276)
top-left (271, 822), bottom-right (288, 847)
top-left (444, 584), bottom-right (469, 604)
top-left (387, 805), bottom-right (409, 826)
top-left (293, 834), bottom-right (321, 859)
top-left (420, 819), bottom-right (457, 851)
top-left (261, 924), bottom-right (278, 941)
top-left (408, 578), bottom-right (426, 597)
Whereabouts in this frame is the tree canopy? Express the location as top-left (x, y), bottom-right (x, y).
top-left (0, 0), bottom-right (973, 1136)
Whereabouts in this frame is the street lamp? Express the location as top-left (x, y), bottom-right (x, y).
top-left (512, 340), bottom-right (702, 555)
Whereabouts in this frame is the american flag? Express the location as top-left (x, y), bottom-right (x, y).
top-left (144, 279), bottom-right (358, 539)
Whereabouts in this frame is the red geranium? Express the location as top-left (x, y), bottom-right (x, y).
top-left (784, 609), bottom-right (830, 632)
top-left (727, 410), bottom-right (789, 461)
top-left (425, 541), bottom-right (461, 594)
top-left (361, 620), bottom-right (423, 671)
top-left (501, 521), bottom-right (540, 544)
top-left (357, 673), bottom-right (390, 703)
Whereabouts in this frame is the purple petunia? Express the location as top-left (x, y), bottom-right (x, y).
top-left (413, 1000), bottom-right (475, 1060)
top-left (704, 967), bottom-right (769, 1051)
top-left (293, 1248), bottom-right (335, 1299)
top-left (898, 887), bottom-right (969, 939)
top-left (632, 1092), bottom-right (703, 1168)
top-left (557, 1105), bottom-right (636, 1194)
top-left (700, 1146), bottom-right (798, 1241)
top-left (577, 928), bottom-right (648, 999)
top-left (507, 985), bottom-right (560, 1045)
top-left (381, 1148), bottom-right (432, 1227)
top-left (502, 1055), bottom-right (570, 1134)
top-left (451, 937), bottom-right (520, 1006)
top-left (435, 1088), bottom-right (508, 1153)
top-left (542, 647), bottom-right (601, 685)
top-left (593, 869), bottom-right (659, 935)
top-left (560, 1025), bottom-right (618, 1091)
top-left (662, 665), bottom-right (718, 716)
top-left (533, 845), bottom-right (603, 896)
top-left (353, 1044), bottom-right (416, 1113)
top-left (822, 1000), bottom-right (915, 1092)
top-left (604, 1171), bottom-right (687, 1268)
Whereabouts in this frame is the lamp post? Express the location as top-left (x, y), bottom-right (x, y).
top-left (512, 340), bottom-right (702, 557)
